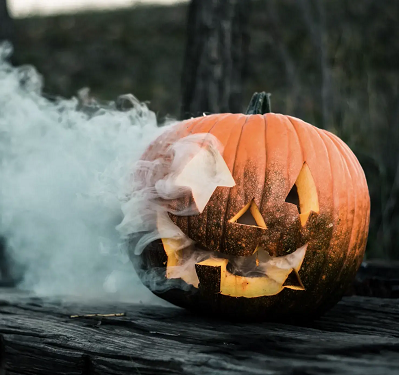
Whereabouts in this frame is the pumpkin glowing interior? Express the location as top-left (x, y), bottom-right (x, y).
top-left (162, 232), bottom-right (307, 297)
top-left (158, 156), bottom-right (320, 298)
top-left (229, 200), bottom-right (268, 229)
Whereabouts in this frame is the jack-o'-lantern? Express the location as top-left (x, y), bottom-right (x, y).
top-left (125, 92), bottom-right (370, 321)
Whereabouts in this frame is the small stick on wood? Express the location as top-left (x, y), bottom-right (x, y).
top-left (69, 313), bottom-right (126, 319)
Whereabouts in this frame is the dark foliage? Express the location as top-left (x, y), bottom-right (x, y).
top-left (8, 0), bottom-right (399, 259)
top-left (0, 0), bottom-right (12, 42)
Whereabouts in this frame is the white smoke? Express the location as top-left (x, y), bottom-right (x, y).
top-left (0, 41), bottom-right (307, 301)
top-left (117, 132), bottom-right (234, 253)
top-left (0, 42), bottom-right (169, 303)
top-left (115, 131), bottom-right (237, 292)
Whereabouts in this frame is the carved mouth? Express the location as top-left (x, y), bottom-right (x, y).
top-left (146, 142), bottom-right (312, 298)
top-left (162, 237), bottom-right (307, 298)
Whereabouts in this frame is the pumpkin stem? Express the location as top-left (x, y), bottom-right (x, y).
top-left (245, 92), bottom-right (272, 115)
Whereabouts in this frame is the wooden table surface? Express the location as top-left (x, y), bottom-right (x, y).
top-left (0, 288), bottom-right (398, 375)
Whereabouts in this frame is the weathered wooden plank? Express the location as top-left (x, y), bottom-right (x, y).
top-left (0, 289), bottom-right (398, 375)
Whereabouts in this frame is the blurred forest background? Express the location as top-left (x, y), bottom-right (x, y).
top-left (1, 0), bottom-right (399, 260)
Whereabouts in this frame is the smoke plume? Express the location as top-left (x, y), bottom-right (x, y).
top-left (0, 42), bottom-right (307, 301)
top-left (0, 42), bottom-right (168, 303)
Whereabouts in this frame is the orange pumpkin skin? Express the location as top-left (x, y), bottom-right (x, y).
top-left (133, 111), bottom-right (370, 321)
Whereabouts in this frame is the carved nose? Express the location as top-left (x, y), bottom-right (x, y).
top-left (222, 199), bottom-right (267, 257)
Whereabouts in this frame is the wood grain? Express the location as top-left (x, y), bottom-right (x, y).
top-left (0, 288), bottom-right (398, 375)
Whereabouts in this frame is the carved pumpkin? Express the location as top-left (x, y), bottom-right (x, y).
top-left (129, 93), bottom-right (370, 320)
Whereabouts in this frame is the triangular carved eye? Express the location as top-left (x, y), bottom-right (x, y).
top-left (285, 162), bottom-right (319, 226)
top-left (229, 200), bottom-right (267, 229)
top-left (285, 184), bottom-right (300, 209)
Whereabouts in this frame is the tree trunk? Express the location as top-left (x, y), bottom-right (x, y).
top-left (0, 0), bottom-right (13, 43)
top-left (181, 0), bottom-right (250, 119)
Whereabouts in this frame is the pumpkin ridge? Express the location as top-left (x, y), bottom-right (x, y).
top-left (186, 115), bottom-right (224, 242)
top-left (281, 114), bottom-right (293, 209)
top-left (180, 116), bottom-right (208, 235)
top-left (310, 128), bottom-right (343, 306)
top-left (284, 115), bottom-right (305, 202)
top-left (343, 138), bottom-right (370, 269)
top-left (285, 117), bottom-right (334, 308)
top-left (261, 114), bottom-right (297, 316)
top-left (187, 114), bottom-right (212, 134)
top-left (326, 131), bottom-right (355, 291)
top-left (257, 113), bottom-right (268, 219)
top-left (219, 115), bottom-right (249, 254)
top-left (343, 133), bottom-right (370, 276)
top-left (283, 115), bottom-right (293, 200)
top-left (337, 135), bottom-right (371, 261)
top-left (202, 113), bottom-right (234, 250)
top-left (215, 114), bottom-right (249, 252)
top-left (208, 114), bottom-right (248, 251)
top-left (286, 116), bottom-right (305, 169)
top-left (286, 116), bottom-right (293, 198)
top-left (141, 117), bottom-right (199, 161)
top-left (316, 129), bottom-right (352, 306)
top-left (334, 137), bottom-right (366, 307)
top-left (259, 113), bottom-right (292, 314)
top-left (176, 115), bottom-right (217, 234)
top-left (297, 123), bottom-right (336, 307)
top-left (223, 114), bottom-right (267, 256)
top-left (337, 141), bottom-right (360, 300)
top-left (323, 131), bottom-right (362, 300)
